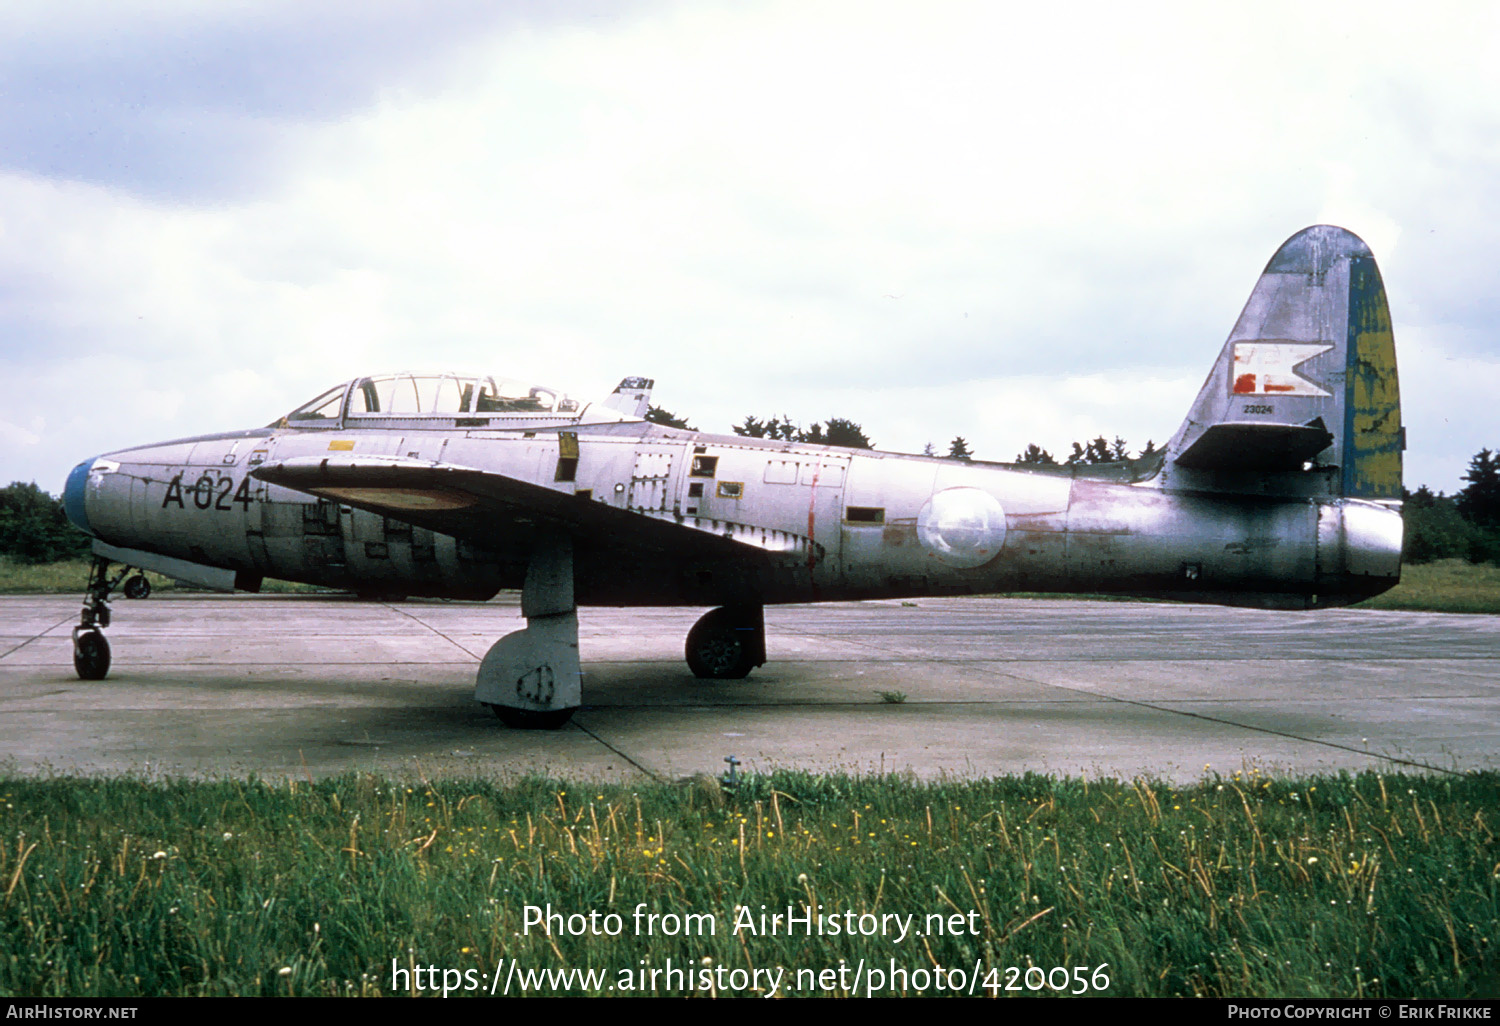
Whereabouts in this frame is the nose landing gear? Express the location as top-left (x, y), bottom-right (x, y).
top-left (72, 557), bottom-right (142, 680)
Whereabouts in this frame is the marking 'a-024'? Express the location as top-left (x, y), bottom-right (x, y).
top-left (161, 471), bottom-right (253, 511)
top-left (1230, 341), bottom-right (1333, 397)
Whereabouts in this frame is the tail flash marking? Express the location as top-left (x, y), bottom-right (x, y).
top-left (1342, 255), bottom-right (1402, 499)
top-left (1230, 343), bottom-right (1334, 397)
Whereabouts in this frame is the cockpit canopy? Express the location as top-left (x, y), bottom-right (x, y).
top-left (282, 373), bottom-right (580, 425)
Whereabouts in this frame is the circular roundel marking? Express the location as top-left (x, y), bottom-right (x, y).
top-left (917, 486), bottom-right (1007, 568)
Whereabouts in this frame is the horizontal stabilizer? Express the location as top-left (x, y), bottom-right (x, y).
top-left (1172, 421), bottom-right (1334, 472)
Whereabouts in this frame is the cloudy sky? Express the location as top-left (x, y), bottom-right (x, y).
top-left (1, 0), bottom-right (1496, 495)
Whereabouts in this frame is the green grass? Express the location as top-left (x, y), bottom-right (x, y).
top-left (1357, 559), bottom-right (1500, 614)
top-left (0, 558), bottom-right (335, 596)
top-left (0, 771), bottom-right (1494, 998)
top-left (0, 557), bottom-right (99, 594)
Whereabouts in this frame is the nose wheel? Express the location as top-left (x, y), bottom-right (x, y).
top-left (72, 556), bottom-right (138, 681)
top-left (73, 628), bottom-right (110, 680)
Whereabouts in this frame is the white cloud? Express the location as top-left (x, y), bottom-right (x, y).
top-left (1398, 326), bottom-right (1500, 495)
top-left (0, 416), bottom-right (42, 448)
top-left (1, 0), bottom-right (1497, 493)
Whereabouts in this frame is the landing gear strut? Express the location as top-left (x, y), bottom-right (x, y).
top-left (685, 605), bottom-right (766, 679)
top-left (73, 556), bottom-right (135, 680)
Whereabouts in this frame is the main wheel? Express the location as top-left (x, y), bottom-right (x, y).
top-left (488, 705), bottom-right (576, 729)
top-left (685, 609), bottom-right (756, 679)
top-left (74, 630), bottom-right (111, 680)
top-left (123, 575), bottom-right (151, 600)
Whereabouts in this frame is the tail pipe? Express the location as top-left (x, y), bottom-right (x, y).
top-left (1316, 499), bottom-right (1403, 601)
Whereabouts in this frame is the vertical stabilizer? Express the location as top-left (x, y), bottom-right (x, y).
top-left (1164, 225), bottom-right (1402, 499)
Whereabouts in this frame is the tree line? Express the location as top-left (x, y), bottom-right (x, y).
top-left (0, 482), bottom-right (92, 563)
top-left (1404, 449), bottom-right (1500, 564)
top-left (648, 407), bottom-right (1156, 465)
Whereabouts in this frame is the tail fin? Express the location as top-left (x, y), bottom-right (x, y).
top-left (1163, 225), bottom-right (1402, 499)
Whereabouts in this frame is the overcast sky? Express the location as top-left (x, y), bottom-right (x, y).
top-left (1, 0), bottom-right (1496, 495)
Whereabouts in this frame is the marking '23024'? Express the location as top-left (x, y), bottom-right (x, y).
top-left (160, 471), bottom-right (254, 511)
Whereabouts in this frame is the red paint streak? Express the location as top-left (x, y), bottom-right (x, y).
top-left (806, 462), bottom-right (821, 571)
top-left (1263, 383), bottom-right (1296, 392)
top-left (1232, 373), bottom-right (1257, 394)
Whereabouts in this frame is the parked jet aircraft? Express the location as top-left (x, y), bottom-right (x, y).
top-left (62, 225), bottom-right (1404, 727)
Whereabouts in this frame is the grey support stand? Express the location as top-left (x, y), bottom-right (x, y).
top-left (476, 536), bottom-right (581, 729)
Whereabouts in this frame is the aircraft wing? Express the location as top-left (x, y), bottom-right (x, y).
top-left (250, 455), bottom-right (814, 565)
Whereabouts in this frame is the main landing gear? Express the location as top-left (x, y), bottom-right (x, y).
top-left (475, 544), bottom-right (769, 729)
top-left (685, 605), bottom-right (766, 680)
top-left (72, 557), bottom-right (150, 680)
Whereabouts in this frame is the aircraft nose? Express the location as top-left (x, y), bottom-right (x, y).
top-left (63, 458), bottom-right (97, 537)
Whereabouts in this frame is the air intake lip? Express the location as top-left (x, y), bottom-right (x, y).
top-left (63, 458), bottom-right (97, 538)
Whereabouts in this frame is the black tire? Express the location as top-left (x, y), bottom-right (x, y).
top-left (74, 630), bottom-right (111, 680)
top-left (123, 575), bottom-right (151, 600)
top-left (488, 705), bottom-right (576, 729)
top-left (685, 609), bottom-right (755, 679)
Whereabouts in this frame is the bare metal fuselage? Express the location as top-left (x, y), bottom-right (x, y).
top-left (77, 417), bottom-right (1401, 611)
